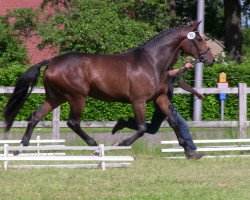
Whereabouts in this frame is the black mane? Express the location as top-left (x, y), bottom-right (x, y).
top-left (140, 23), bottom-right (191, 49)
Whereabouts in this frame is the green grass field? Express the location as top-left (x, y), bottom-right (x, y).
top-left (1, 127), bottom-right (250, 199)
top-left (1, 149), bottom-right (250, 200)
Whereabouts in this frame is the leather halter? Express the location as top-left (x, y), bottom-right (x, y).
top-left (188, 32), bottom-right (211, 63)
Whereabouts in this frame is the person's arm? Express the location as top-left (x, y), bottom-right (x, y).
top-left (177, 80), bottom-right (205, 99)
top-left (168, 62), bottom-right (193, 77)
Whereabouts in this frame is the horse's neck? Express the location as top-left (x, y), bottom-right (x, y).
top-left (153, 33), bottom-right (185, 72)
top-left (154, 33), bottom-right (185, 85)
top-left (162, 48), bottom-right (180, 70)
top-left (158, 52), bottom-right (180, 85)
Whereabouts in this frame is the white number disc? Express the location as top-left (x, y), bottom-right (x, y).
top-left (187, 32), bottom-right (196, 40)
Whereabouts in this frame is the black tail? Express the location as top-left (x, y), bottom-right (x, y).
top-left (3, 59), bottom-right (51, 132)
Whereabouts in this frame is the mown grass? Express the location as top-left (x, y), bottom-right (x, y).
top-left (1, 127), bottom-right (250, 199)
top-left (1, 148), bottom-right (250, 200)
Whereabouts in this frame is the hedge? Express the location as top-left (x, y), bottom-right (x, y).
top-left (0, 60), bottom-right (249, 121)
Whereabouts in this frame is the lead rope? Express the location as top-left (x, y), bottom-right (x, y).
top-left (175, 59), bottom-right (200, 82)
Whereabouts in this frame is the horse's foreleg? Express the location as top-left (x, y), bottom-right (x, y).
top-left (67, 120), bottom-right (97, 146)
top-left (155, 95), bottom-right (178, 127)
top-left (118, 101), bottom-right (146, 146)
top-left (67, 97), bottom-right (97, 146)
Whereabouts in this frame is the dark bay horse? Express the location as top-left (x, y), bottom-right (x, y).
top-left (3, 21), bottom-right (215, 148)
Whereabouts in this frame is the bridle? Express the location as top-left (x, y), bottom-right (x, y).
top-left (176, 31), bottom-right (211, 80)
top-left (187, 31), bottom-right (211, 64)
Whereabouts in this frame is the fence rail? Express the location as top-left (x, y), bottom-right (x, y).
top-left (0, 83), bottom-right (249, 138)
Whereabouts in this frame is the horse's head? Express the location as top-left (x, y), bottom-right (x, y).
top-left (180, 21), bottom-right (215, 66)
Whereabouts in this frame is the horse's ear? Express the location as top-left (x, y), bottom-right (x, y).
top-left (191, 20), bottom-right (202, 30)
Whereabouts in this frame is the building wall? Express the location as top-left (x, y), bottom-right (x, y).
top-left (0, 0), bottom-right (57, 64)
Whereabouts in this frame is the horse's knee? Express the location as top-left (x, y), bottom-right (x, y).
top-left (138, 124), bottom-right (146, 137)
top-left (168, 118), bottom-right (178, 128)
top-left (67, 120), bottom-right (79, 130)
top-left (67, 120), bottom-right (74, 129)
top-left (27, 112), bottom-right (40, 127)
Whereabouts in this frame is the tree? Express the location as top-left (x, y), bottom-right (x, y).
top-left (169, 0), bottom-right (177, 17)
top-left (0, 16), bottom-right (28, 67)
top-left (176, 0), bottom-right (244, 62)
top-left (242, 0), bottom-right (250, 26)
top-left (37, 0), bottom-right (173, 54)
top-left (224, 0), bottom-right (243, 63)
top-left (175, 0), bottom-right (224, 38)
top-left (167, 0), bottom-right (180, 27)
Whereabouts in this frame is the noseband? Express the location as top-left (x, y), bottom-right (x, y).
top-left (187, 31), bottom-right (211, 63)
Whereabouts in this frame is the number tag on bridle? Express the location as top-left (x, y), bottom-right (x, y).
top-left (187, 32), bottom-right (196, 40)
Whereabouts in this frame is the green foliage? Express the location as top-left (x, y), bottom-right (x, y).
top-left (1, 60), bottom-right (250, 122)
top-left (0, 63), bottom-right (27, 85)
top-left (243, 27), bottom-right (250, 57)
top-left (3, 8), bottom-right (38, 38)
top-left (0, 19), bottom-right (28, 67)
top-left (121, 0), bottom-right (172, 31)
top-left (176, 0), bottom-right (224, 39)
top-left (37, 0), bottom-right (156, 53)
top-left (173, 60), bottom-right (250, 120)
top-left (1, 0), bottom-right (250, 122)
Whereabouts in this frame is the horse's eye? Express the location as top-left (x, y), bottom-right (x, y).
top-left (196, 36), bottom-right (202, 41)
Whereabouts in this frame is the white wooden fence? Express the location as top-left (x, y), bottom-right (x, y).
top-left (0, 136), bottom-right (134, 170)
top-left (161, 139), bottom-right (250, 158)
top-left (0, 83), bottom-right (249, 138)
top-left (0, 135), bottom-right (65, 156)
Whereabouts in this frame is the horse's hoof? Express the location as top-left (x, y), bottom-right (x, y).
top-left (93, 150), bottom-right (100, 156)
top-left (111, 119), bottom-right (126, 135)
top-left (112, 142), bottom-right (119, 146)
top-left (13, 150), bottom-right (20, 156)
top-left (87, 138), bottom-right (98, 146)
top-left (118, 140), bottom-right (130, 146)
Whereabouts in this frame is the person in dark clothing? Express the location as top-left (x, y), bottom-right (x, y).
top-left (112, 62), bottom-right (205, 159)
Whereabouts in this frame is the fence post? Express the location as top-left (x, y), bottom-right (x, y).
top-left (99, 144), bottom-right (105, 170)
top-left (37, 135), bottom-right (41, 155)
top-left (238, 83), bottom-right (247, 138)
top-left (4, 144), bottom-right (9, 170)
top-left (52, 106), bottom-right (60, 139)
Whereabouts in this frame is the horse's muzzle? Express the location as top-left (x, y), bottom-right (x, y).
top-left (205, 57), bottom-right (216, 66)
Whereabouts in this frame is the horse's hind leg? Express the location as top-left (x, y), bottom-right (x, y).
top-left (21, 101), bottom-right (55, 146)
top-left (67, 96), bottom-right (97, 146)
